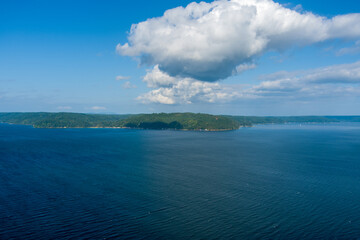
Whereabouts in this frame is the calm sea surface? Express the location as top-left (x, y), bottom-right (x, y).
top-left (0, 123), bottom-right (360, 239)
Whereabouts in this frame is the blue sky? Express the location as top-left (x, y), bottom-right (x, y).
top-left (1, 0), bottom-right (360, 115)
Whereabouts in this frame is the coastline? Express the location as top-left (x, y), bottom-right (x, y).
top-left (0, 123), bottom-right (239, 131)
top-left (33, 126), bottom-right (239, 131)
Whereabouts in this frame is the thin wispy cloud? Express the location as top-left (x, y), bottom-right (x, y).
top-left (123, 81), bottom-right (137, 89)
top-left (258, 61), bottom-right (360, 85)
top-left (235, 63), bottom-right (257, 74)
top-left (57, 106), bottom-right (72, 110)
top-left (293, 4), bottom-right (304, 13)
top-left (337, 41), bottom-right (360, 56)
top-left (90, 106), bottom-right (107, 110)
top-left (247, 61), bottom-right (360, 98)
top-left (116, 75), bottom-right (130, 81)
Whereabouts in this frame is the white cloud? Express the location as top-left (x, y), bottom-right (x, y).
top-left (117, 0), bottom-right (360, 82)
top-left (337, 40), bottom-right (360, 56)
top-left (116, 75), bottom-right (130, 81)
top-left (139, 61), bottom-right (360, 104)
top-left (91, 106), bottom-right (107, 110)
top-left (123, 81), bottom-right (137, 89)
top-left (235, 63), bottom-right (256, 74)
top-left (138, 66), bottom-right (248, 104)
top-left (137, 79), bottom-right (244, 104)
top-left (143, 65), bottom-right (177, 88)
top-left (57, 106), bottom-right (72, 110)
top-left (293, 4), bottom-right (303, 13)
top-left (247, 61), bottom-right (360, 97)
top-left (261, 61), bottom-right (360, 84)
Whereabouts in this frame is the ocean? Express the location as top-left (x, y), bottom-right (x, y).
top-left (0, 123), bottom-right (359, 239)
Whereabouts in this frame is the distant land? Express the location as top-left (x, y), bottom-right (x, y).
top-left (0, 112), bottom-right (360, 131)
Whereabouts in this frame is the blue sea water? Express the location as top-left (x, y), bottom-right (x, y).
top-left (0, 123), bottom-right (360, 239)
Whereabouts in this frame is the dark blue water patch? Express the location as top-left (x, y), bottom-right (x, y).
top-left (0, 123), bottom-right (359, 239)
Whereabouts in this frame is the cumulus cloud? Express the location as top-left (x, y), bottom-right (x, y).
top-left (137, 79), bottom-right (245, 104)
top-left (143, 65), bottom-right (177, 88)
top-left (138, 66), bottom-right (250, 104)
top-left (139, 61), bottom-right (360, 104)
top-left (116, 75), bottom-right (130, 81)
top-left (117, 0), bottom-right (360, 82)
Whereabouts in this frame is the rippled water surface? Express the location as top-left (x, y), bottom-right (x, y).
top-left (1, 123), bottom-right (360, 239)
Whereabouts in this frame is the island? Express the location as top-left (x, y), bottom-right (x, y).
top-left (0, 112), bottom-right (240, 131)
top-left (0, 112), bottom-right (359, 131)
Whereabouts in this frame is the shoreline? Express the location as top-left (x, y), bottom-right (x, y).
top-left (34, 126), bottom-right (239, 131)
top-left (0, 123), bottom-right (239, 131)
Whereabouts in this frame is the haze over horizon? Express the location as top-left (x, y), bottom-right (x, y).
top-left (1, 0), bottom-right (360, 115)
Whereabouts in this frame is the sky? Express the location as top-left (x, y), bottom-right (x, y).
top-left (1, 0), bottom-right (360, 115)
